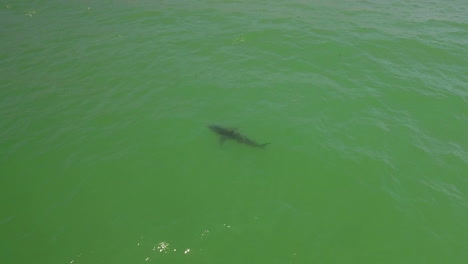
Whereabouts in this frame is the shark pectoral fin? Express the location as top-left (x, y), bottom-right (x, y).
top-left (219, 136), bottom-right (227, 145)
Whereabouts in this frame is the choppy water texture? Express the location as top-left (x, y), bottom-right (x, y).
top-left (1, 0), bottom-right (467, 263)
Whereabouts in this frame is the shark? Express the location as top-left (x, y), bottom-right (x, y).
top-left (208, 125), bottom-right (270, 148)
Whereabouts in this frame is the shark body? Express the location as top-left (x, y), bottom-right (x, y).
top-left (208, 125), bottom-right (269, 148)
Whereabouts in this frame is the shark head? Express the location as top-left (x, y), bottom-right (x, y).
top-left (208, 125), bottom-right (236, 137)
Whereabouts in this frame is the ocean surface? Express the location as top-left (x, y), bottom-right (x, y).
top-left (1, 0), bottom-right (467, 263)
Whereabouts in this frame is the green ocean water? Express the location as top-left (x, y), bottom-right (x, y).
top-left (1, 0), bottom-right (467, 263)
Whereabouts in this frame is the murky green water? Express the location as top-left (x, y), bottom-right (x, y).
top-left (1, 0), bottom-right (467, 263)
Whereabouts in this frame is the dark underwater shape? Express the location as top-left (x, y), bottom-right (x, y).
top-left (208, 125), bottom-right (270, 148)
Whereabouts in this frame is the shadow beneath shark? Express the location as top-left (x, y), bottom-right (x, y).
top-left (208, 125), bottom-right (270, 149)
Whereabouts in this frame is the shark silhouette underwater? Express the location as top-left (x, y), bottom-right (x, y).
top-left (208, 125), bottom-right (270, 148)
